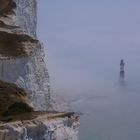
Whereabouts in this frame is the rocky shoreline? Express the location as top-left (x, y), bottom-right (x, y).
top-left (0, 112), bottom-right (79, 140)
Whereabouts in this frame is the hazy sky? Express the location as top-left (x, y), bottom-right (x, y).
top-left (37, 0), bottom-right (140, 92)
top-left (37, 2), bottom-right (140, 139)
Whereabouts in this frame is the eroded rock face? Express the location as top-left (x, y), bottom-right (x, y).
top-left (0, 1), bottom-right (80, 139)
top-left (14, 0), bottom-right (37, 37)
top-left (0, 0), bottom-right (37, 37)
top-left (0, 0), bottom-right (50, 110)
top-left (0, 113), bottom-right (79, 140)
top-left (0, 80), bottom-right (33, 118)
top-left (0, 0), bottom-right (16, 16)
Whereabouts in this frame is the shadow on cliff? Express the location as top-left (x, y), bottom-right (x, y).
top-left (0, 80), bottom-right (34, 121)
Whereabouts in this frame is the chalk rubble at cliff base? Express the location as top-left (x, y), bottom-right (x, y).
top-left (0, 112), bottom-right (79, 140)
top-left (0, 80), bottom-right (79, 139)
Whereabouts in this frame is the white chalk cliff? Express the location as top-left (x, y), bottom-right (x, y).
top-left (0, 0), bottom-right (79, 139)
top-left (0, 112), bottom-right (79, 140)
top-left (0, 0), bottom-right (50, 110)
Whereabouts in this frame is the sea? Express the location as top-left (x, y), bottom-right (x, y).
top-left (50, 51), bottom-right (140, 140)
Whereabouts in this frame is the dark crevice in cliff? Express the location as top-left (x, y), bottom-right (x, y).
top-left (0, 31), bottom-right (38, 43)
top-left (3, 102), bottom-right (33, 117)
top-left (0, 0), bottom-right (16, 16)
top-left (0, 80), bottom-right (33, 120)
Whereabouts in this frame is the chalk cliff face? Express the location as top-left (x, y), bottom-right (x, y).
top-left (0, 113), bottom-right (79, 140)
top-left (0, 0), bottom-right (50, 110)
top-left (0, 1), bottom-right (79, 139)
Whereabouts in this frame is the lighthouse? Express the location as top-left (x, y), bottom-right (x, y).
top-left (120, 59), bottom-right (125, 79)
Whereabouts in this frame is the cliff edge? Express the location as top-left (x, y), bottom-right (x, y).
top-left (0, 0), bottom-right (80, 139)
top-left (0, 81), bottom-right (79, 140)
top-left (0, 112), bottom-right (79, 140)
top-left (0, 0), bottom-right (50, 111)
top-left (0, 0), bottom-right (79, 139)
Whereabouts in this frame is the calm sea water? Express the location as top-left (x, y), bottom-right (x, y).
top-left (37, 1), bottom-right (140, 139)
top-left (50, 55), bottom-right (140, 140)
top-left (74, 80), bottom-right (140, 140)
top-left (54, 77), bottom-right (140, 140)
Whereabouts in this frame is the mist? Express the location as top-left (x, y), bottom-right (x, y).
top-left (37, 0), bottom-right (140, 140)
